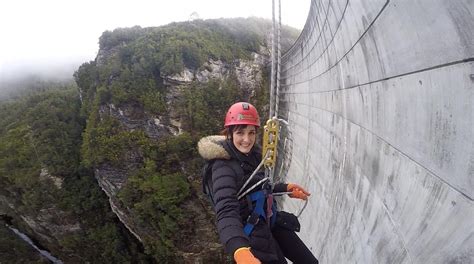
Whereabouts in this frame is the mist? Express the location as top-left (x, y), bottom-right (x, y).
top-left (1, 58), bottom-right (86, 81)
top-left (0, 57), bottom-right (87, 100)
top-left (0, 0), bottom-right (310, 100)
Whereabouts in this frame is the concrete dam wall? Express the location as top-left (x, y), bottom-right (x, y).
top-left (276, 0), bottom-right (473, 263)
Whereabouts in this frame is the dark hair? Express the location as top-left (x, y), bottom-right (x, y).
top-left (221, 125), bottom-right (256, 139)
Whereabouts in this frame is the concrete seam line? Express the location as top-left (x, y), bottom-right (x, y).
top-left (281, 0), bottom-right (391, 78)
top-left (284, 0), bottom-right (341, 71)
top-left (287, 102), bottom-right (474, 201)
top-left (280, 58), bottom-right (474, 94)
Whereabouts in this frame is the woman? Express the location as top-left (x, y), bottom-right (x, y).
top-left (198, 102), bottom-right (318, 264)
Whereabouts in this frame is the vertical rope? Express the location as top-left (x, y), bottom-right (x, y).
top-left (275, 0), bottom-right (282, 118)
top-left (269, 0), bottom-right (276, 119)
top-left (268, 0), bottom-right (281, 183)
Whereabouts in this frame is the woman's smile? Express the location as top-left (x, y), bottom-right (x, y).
top-left (232, 125), bottom-right (257, 154)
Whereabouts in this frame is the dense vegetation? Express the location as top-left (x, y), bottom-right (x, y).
top-left (76, 17), bottom-right (297, 116)
top-left (99, 18), bottom-right (270, 75)
top-left (0, 85), bottom-right (147, 262)
top-left (1, 17), bottom-right (298, 262)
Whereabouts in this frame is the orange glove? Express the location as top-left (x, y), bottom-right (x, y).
top-left (287, 183), bottom-right (311, 200)
top-left (234, 247), bottom-right (261, 264)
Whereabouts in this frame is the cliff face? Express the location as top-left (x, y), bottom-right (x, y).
top-left (0, 17), bottom-right (298, 263)
top-left (91, 52), bottom-right (268, 262)
top-left (0, 83), bottom-right (150, 262)
top-left (1, 183), bottom-right (82, 258)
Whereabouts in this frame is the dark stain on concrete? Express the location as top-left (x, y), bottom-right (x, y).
top-left (445, 1), bottom-right (474, 54)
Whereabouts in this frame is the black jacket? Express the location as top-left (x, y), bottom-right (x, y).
top-left (198, 135), bottom-right (287, 262)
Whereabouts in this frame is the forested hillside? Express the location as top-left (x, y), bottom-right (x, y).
top-left (0, 84), bottom-right (148, 262)
top-left (0, 17), bottom-right (299, 263)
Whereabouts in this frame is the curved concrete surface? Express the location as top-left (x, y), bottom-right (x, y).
top-left (276, 0), bottom-right (473, 263)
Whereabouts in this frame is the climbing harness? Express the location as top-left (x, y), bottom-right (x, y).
top-left (243, 189), bottom-right (278, 236)
top-left (236, 115), bottom-right (308, 220)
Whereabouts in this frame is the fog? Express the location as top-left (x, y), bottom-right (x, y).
top-left (0, 57), bottom-right (83, 99)
top-left (1, 58), bottom-right (84, 82)
top-left (0, 0), bottom-right (309, 96)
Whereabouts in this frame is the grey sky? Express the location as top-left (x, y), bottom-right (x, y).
top-left (0, 0), bottom-right (309, 81)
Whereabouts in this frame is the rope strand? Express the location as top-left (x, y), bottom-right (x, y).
top-left (275, 0), bottom-right (281, 118)
top-left (269, 0), bottom-right (276, 119)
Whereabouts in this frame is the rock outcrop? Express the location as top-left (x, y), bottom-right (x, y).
top-left (92, 52), bottom-right (267, 261)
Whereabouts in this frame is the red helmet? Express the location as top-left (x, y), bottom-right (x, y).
top-left (224, 102), bottom-right (260, 127)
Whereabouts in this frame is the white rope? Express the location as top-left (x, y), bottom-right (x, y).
top-left (275, 0), bottom-right (281, 118)
top-left (266, 0), bottom-right (309, 219)
top-left (269, 0), bottom-right (276, 119)
top-left (272, 191), bottom-right (292, 196)
top-left (277, 118), bottom-right (288, 126)
top-left (237, 151), bottom-right (271, 197)
top-left (238, 177), bottom-right (269, 200)
top-left (267, 0), bottom-right (282, 184)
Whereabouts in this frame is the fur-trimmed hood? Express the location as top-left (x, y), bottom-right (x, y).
top-left (197, 135), bottom-right (231, 160)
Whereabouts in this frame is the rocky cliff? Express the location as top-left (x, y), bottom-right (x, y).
top-left (91, 52), bottom-right (269, 262)
top-left (0, 17), bottom-right (299, 263)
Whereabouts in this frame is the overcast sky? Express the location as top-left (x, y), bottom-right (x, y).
top-left (0, 0), bottom-right (310, 81)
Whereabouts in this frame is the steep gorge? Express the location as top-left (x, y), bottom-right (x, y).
top-left (0, 18), bottom-right (299, 263)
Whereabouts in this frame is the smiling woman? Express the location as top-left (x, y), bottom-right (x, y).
top-left (197, 102), bottom-right (318, 263)
top-left (232, 125), bottom-right (257, 154)
top-left (222, 102), bottom-right (260, 154)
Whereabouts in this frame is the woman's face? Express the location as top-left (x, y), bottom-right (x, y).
top-left (232, 125), bottom-right (257, 154)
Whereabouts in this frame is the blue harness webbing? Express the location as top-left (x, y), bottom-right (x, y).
top-left (243, 190), bottom-right (277, 236)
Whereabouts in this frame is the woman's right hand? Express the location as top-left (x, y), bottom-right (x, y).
top-left (234, 247), bottom-right (261, 264)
